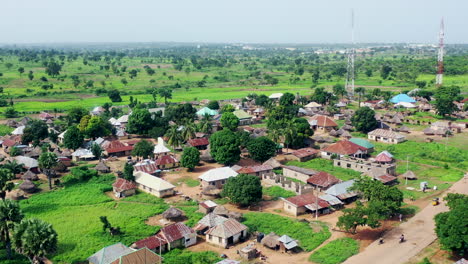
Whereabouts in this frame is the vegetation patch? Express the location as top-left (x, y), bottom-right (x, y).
top-left (19, 175), bottom-right (168, 263)
top-left (0, 124), bottom-right (13, 136)
top-left (308, 237), bottom-right (360, 264)
top-left (286, 159), bottom-right (361, 181)
top-left (162, 248), bottom-right (221, 264)
top-left (243, 212), bottom-right (331, 251)
top-left (263, 186), bottom-right (296, 200)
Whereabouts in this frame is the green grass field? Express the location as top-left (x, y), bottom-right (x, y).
top-left (309, 237), bottom-right (360, 264)
top-left (263, 186), bottom-right (296, 200)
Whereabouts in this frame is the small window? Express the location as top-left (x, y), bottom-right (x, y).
top-left (288, 205), bottom-right (291, 209)
top-left (218, 237), bottom-right (222, 243)
top-left (209, 235), bottom-right (212, 240)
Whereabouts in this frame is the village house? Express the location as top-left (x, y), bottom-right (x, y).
top-left (252, 108), bottom-right (265, 119)
top-left (363, 168), bottom-right (398, 185)
top-left (282, 192), bottom-right (330, 216)
top-left (289, 148), bottom-right (320, 162)
top-left (134, 171), bottom-right (175, 198)
top-left (154, 155), bottom-right (179, 170)
top-left (194, 213), bottom-right (228, 234)
top-left (39, 112), bottom-right (54, 121)
top-left (375, 151), bottom-right (394, 164)
top-left (110, 247), bottom-right (162, 264)
top-left (198, 167), bottom-right (238, 189)
top-left (11, 126), bottom-right (25, 136)
top-left (112, 178), bottom-right (137, 198)
top-left (205, 218), bottom-right (248, 248)
top-left (133, 160), bottom-right (160, 175)
top-left (102, 140), bottom-right (133, 157)
top-left (187, 137), bottom-right (210, 150)
top-left (91, 106), bottom-right (105, 116)
top-left (153, 137), bottom-right (171, 157)
top-left (88, 242), bottom-right (135, 264)
top-left (367, 129), bottom-right (406, 144)
top-left (198, 200), bottom-right (218, 214)
top-left (333, 156), bottom-right (396, 175)
top-left (304, 102), bottom-right (323, 112)
top-left (306, 171), bottom-right (340, 190)
top-left (308, 115), bottom-right (338, 132)
top-left (117, 114), bottom-right (130, 127)
top-left (233, 109), bottom-right (253, 125)
top-left (325, 180), bottom-right (358, 204)
top-left (235, 165), bottom-right (273, 178)
top-left (71, 148), bottom-right (95, 161)
top-left (321, 140), bottom-right (370, 159)
top-left (282, 165), bottom-right (317, 182)
top-left (348, 138), bottom-right (375, 152)
top-left (197, 107), bottom-right (218, 116)
top-left (132, 222), bottom-right (197, 253)
top-left (268, 93), bottom-right (283, 102)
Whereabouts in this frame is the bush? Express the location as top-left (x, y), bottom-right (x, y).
top-left (309, 237), bottom-right (360, 264)
top-left (65, 166), bottom-right (99, 183)
top-left (243, 212), bottom-right (331, 251)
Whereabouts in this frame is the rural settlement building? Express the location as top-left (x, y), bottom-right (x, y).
top-left (306, 171), bottom-right (340, 190)
top-left (368, 129), bottom-right (406, 144)
top-left (198, 167), bottom-right (238, 188)
top-left (134, 171), bottom-right (175, 197)
top-left (308, 115), bottom-right (338, 132)
top-left (290, 148), bottom-right (320, 162)
top-left (132, 222), bottom-right (196, 253)
top-left (282, 165), bottom-right (317, 182)
top-left (87, 242), bottom-right (134, 264)
top-left (282, 192), bottom-right (330, 216)
top-left (321, 140), bottom-right (370, 159)
top-left (205, 218), bottom-right (248, 248)
top-left (112, 178), bottom-right (136, 198)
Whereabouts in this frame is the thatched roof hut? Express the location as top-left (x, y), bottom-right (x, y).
top-left (200, 148), bottom-right (214, 162)
top-left (342, 124), bottom-right (354, 131)
top-left (162, 207), bottom-right (185, 221)
top-left (213, 205), bottom-right (229, 217)
top-left (261, 232), bottom-right (280, 249)
top-left (21, 170), bottom-right (38, 181)
top-left (19, 180), bottom-right (36, 193)
top-left (202, 185), bottom-right (221, 196)
top-left (60, 149), bottom-right (73, 158)
top-left (402, 170), bottom-right (417, 180)
top-left (328, 129), bottom-right (338, 137)
top-left (95, 161), bottom-right (111, 173)
top-left (262, 157), bottom-right (281, 169)
top-left (399, 126), bottom-right (410, 133)
top-left (341, 131), bottom-right (352, 139)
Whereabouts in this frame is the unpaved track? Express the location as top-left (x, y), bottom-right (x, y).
top-left (343, 177), bottom-right (468, 264)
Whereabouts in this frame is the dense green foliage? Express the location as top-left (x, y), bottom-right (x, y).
top-left (220, 111), bottom-right (239, 131)
top-left (262, 186), bottom-right (296, 200)
top-left (243, 213), bottom-right (331, 251)
top-left (351, 106), bottom-right (378, 133)
top-left (309, 238), bottom-right (360, 264)
top-left (131, 139), bottom-right (154, 159)
top-left (247, 136), bottom-right (277, 162)
top-left (434, 85), bottom-right (462, 116)
top-left (63, 125), bottom-right (84, 150)
top-left (435, 193), bottom-right (468, 255)
top-left (209, 129), bottom-right (240, 165)
top-left (126, 109), bottom-right (154, 134)
top-left (180, 147), bottom-right (200, 171)
top-left (162, 249), bottom-right (221, 264)
top-left (221, 174), bottom-right (262, 206)
top-left (21, 120), bottom-right (48, 145)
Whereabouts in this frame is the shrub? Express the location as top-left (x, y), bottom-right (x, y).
top-left (309, 237), bottom-right (360, 264)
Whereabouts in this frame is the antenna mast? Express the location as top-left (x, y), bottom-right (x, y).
top-left (345, 10), bottom-right (355, 97)
top-left (435, 18), bottom-right (444, 86)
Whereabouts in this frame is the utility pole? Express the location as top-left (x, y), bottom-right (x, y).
top-left (315, 187), bottom-right (319, 220)
top-left (406, 155), bottom-right (409, 185)
top-left (436, 18), bottom-right (444, 86)
top-left (345, 9), bottom-right (355, 98)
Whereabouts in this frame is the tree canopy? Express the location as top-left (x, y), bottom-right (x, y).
top-left (21, 120), bottom-right (49, 145)
top-left (209, 129), bottom-right (240, 165)
top-left (279, 92), bottom-right (295, 106)
top-left (132, 140), bottom-right (154, 159)
top-left (207, 100), bottom-right (220, 110)
top-left (107, 89), bottom-right (122, 102)
top-left (63, 125), bottom-right (84, 150)
top-left (220, 112), bottom-right (239, 131)
top-left (434, 86), bottom-right (462, 116)
top-left (247, 136), bottom-right (277, 162)
top-left (181, 147), bottom-right (200, 171)
top-left (351, 106), bottom-right (378, 133)
top-left (126, 108), bottom-right (154, 134)
top-left (221, 174), bottom-right (262, 206)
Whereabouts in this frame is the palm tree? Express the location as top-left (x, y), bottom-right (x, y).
top-left (38, 152), bottom-right (58, 190)
top-left (282, 121), bottom-right (297, 152)
top-left (355, 87), bottom-right (366, 108)
top-left (2, 160), bottom-right (24, 175)
top-left (165, 125), bottom-right (183, 150)
top-left (0, 199), bottom-right (23, 259)
top-left (198, 114), bottom-right (213, 134)
top-left (0, 168), bottom-right (15, 200)
top-left (267, 128), bottom-right (282, 143)
top-left (181, 122), bottom-right (196, 141)
top-left (13, 218), bottom-right (58, 264)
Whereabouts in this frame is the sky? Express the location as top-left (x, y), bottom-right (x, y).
top-left (1, 0), bottom-right (467, 44)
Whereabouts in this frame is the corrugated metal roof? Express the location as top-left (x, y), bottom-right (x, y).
top-left (368, 129), bottom-right (405, 139)
top-left (134, 171), bottom-right (175, 191)
top-left (199, 167), bottom-right (238, 182)
top-left (87, 242), bottom-right (134, 264)
top-left (205, 218), bottom-right (247, 238)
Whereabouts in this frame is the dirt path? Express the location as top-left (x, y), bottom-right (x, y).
top-left (343, 176), bottom-right (468, 264)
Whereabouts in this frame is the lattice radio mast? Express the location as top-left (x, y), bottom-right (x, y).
top-left (345, 10), bottom-right (355, 97)
top-left (436, 18), bottom-right (444, 86)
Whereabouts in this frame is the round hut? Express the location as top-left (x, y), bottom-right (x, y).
top-left (261, 232), bottom-right (280, 250)
top-left (19, 180), bottom-right (37, 193)
top-left (328, 129), bottom-right (338, 137)
top-left (402, 170), bottom-right (417, 180)
top-left (213, 205), bottom-right (229, 217)
top-left (162, 207), bottom-right (185, 221)
top-left (21, 170), bottom-right (39, 181)
top-left (95, 160), bottom-right (111, 173)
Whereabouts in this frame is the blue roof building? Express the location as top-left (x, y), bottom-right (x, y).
top-left (390, 94), bottom-right (416, 104)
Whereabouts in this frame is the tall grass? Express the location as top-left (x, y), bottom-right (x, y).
top-left (309, 237), bottom-right (360, 264)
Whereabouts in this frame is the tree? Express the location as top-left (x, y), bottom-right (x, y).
top-left (158, 88), bottom-right (173, 104)
top-left (415, 80), bottom-right (427, 89)
top-left (129, 69), bottom-right (138, 79)
top-left (220, 104), bottom-right (235, 113)
top-left (221, 174), bottom-right (262, 206)
top-left (181, 123), bottom-right (196, 141)
top-left (13, 218), bottom-right (58, 263)
top-left (39, 152), bottom-right (58, 190)
top-left (435, 193), bottom-right (468, 255)
top-left (9, 147), bottom-right (21, 157)
top-left (45, 61), bottom-right (62, 77)
top-left (311, 87), bottom-right (333, 105)
top-left (165, 103), bottom-right (196, 124)
top-left (255, 94), bottom-right (271, 107)
top-left (63, 126), bottom-right (84, 150)
top-left (126, 108), bottom-right (154, 134)
top-left (165, 125), bottom-right (183, 150)
top-left (99, 216), bottom-right (121, 236)
top-left (247, 136), bottom-right (276, 162)
top-left (279, 92), bottom-right (295, 106)
top-left (352, 107), bottom-right (378, 133)
top-left (354, 87), bottom-right (366, 108)
top-left (5, 63), bottom-right (13, 70)
top-left (4, 108), bottom-right (18, 118)
top-left (21, 120), bottom-right (49, 145)
top-left (197, 114), bottom-right (213, 134)
top-left (91, 143), bottom-right (102, 160)
top-left (333, 83), bottom-right (346, 98)
top-left (122, 163), bottom-right (134, 182)
top-left (434, 86), bottom-right (462, 117)
top-left (121, 78), bottom-right (128, 86)
top-left (67, 106), bottom-right (88, 125)
top-left (17, 67), bottom-right (24, 75)
top-left (207, 100), bottom-right (220, 110)
top-left (220, 112), bottom-right (239, 131)
top-left (181, 147), bottom-right (200, 171)
top-left (380, 65), bottom-right (392, 79)
top-left (83, 116), bottom-right (112, 139)
top-left (107, 89), bottom-right (122, 102)
top-left (132, 140), bottom-right (154, 159)
top-left (0, 169), bottom-right (15, 200)
top-left (0, 199), bottom-right (23, 259)
top-left (209, 129), bottom-right (240, 165)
